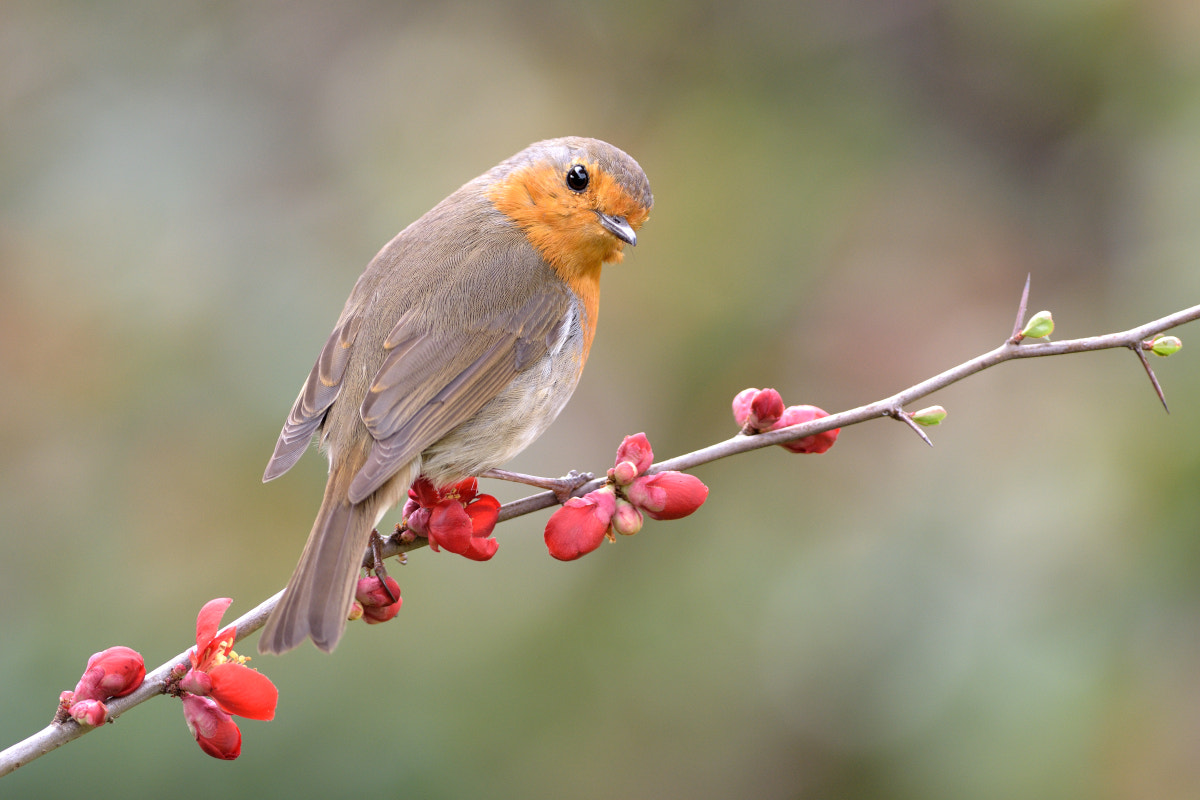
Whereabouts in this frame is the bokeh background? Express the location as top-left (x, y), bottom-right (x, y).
top-left (3, 1), bottom-right (1200, 798)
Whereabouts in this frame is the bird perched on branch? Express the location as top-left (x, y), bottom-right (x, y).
top-left (259, 137), bottom-right (652, 654)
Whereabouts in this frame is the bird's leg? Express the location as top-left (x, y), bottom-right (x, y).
top-left (365, 530), bottom-right (399, 604)
top-left (481, 468), bottom-right (594, 504)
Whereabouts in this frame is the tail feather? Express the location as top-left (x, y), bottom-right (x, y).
top-left (260, 480), bottom-right (378, 654)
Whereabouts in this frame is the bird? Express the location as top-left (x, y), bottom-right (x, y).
top-left (258, 137), bottom-right (652, 654)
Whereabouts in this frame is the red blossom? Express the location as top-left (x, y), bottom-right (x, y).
top-left (544, 488), bottom-right (617, 561)
top-left (186, 598), bottom-right (277, 721)
top-left (355, 575), bottom-right (403, 625)
top-left (405, 477), bottom-right (500, 561)
top-left (625, 472), bottom-right (709, 520)
top-left (772, 405), bottom-right (839, 454)
top-left (182, 694), bottom-right (242, 760)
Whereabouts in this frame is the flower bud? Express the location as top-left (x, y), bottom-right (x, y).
top-left (362, 598), bottom-right (403, 625)
top-left (356, 575), bottom-right (403, 624)
top-left (614, 433), bottom-right (653, 476)
top-left (347, 601), bottom-right (364, 622)
top-left (73, 646), bottom-right (146, 702)
top-left (625, 472), bottom-right (709, 521)
top-left (179, 668), bottom-right (213, 697)
top-left (182, 694), bottom-right (242, 760)
top-left (404, 506), bottom-right (431, 539)
top-left (749, 388), bottom-right (784, 431)
top-left (611, 500), bottom-right (644, 536)
top-left (69, 699), bottom-right (108, 727)
top-left (610, 460), bottom-right (640, 486)
top-left (733, 388), bottom-right (785, 433)
top-left (1020, 310), bottom-right (1054, 339)
top-left (732, 388), bottom-right (758, 428)
top-left (1151, 335), bottom-right (1182, 357)
top-left (544, 487), bottom-right (617, 561)
top-left (910, 405), bottom-right (947, 426)
top-left (772, 405), bottom-right (840, 454)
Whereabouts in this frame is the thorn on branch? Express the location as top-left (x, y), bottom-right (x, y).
top-left (890, 407), bottom-right (935, 447)
top-left (1011, 273), bottom-right (1032, 340)
top-left (1131, 344), bottom-right (1170, 413)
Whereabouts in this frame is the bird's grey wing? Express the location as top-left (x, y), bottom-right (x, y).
top-left (347, 287), bottom-right (569, 503)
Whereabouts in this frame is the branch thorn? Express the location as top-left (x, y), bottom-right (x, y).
top-left (892, 408), bottom-right (935, 447)
top-left (1010, 273), bottom-right (1032, 341)
top-left (1131, 344), bottom-right (1170, 413)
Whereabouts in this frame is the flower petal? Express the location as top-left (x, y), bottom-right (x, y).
top-left (182, 694), bottom-right (242, 760)
top-left (428, 497), bottom-right (498, 561)
top-left (544, 489), bottom-right (616, 561)
top-left (449, 477), bottom-right (479, 503)
top-left (626, 472), bottom-right (709, 521)
top-left (465, 494), bottom-right (500, 537)
top-left (195, 598), bottom-right (233, 651)
top-left (208, 662), bottom-right (279, 721)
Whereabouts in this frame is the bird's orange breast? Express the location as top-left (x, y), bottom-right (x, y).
top-left (486, 159), bottom-right (649, 360)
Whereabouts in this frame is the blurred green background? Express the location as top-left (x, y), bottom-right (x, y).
top-left (3, 1), bottom-right (1200, 798)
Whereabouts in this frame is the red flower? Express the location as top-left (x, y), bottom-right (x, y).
top-left (544, 487), bottom-right (617, 561)
top-left (187, 598), bottom-right (278, 721)
top-left (625, 472), bottom-right (709, 520)
top-left (176, 598), bottom-right (277, 760)
top-left (773, 405), bottom-right (839, 454)
top-left (405, 477), bottom-right (500, 561)
top-left (355, 575), bottom-right (403, 624)
top-left (182, 694), bottom-right (241, 760)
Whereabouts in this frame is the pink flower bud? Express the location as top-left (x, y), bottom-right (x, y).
top-left (749, 388), bottom-right (784, 431)
top-left (611, 500), bottom-right (644, 536)
top-left (348, 601), bottom-right (364, 621)
top-left (732, 388), bottom-right (759, 428)
top-left (625, 471), bottom-right (709, 521)
top-left (179, 669), bottom-right (213, 697)
top-left (70, 699), bottom-right (108, 727)
top-left (405, 506), bottom-right (431, 538)
top-left (734, 388), bottom-right (785, 433)
top-left (614, 433), bottom-right (653, 475)
top-left (355, 575), bottom-right (403, 624)
top-left (544, 487), bottom-right (617, 561)
top-left (772, 405), bottom-right (840, 454)
top-left (611, 460), bottom-right (640, 486)
top-left (355, 575), bottom-right (400, 607)
top-left (73, 646), bottom-right (145, 701)
top-left (362, 599), bottom-right (403, 625)
top-left (182, 694), bottom-right (242, 760)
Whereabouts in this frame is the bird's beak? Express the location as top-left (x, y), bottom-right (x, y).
top-left (596, 212), bottom-right (637, 246)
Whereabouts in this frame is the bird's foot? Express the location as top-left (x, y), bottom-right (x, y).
top-left (364, 530), bottom-right (400, 604)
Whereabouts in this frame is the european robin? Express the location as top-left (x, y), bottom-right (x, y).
top-left (258, 137), bottom-right (652, 654)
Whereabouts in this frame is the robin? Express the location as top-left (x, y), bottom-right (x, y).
top-left (258, 137), bottom-right (652, 654)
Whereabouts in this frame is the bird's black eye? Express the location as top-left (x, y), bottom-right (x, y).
top-left (565, 164), bottom-right (589, 192)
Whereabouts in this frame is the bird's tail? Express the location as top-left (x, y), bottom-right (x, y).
top-left (259, 462), bottom-right (410, 654)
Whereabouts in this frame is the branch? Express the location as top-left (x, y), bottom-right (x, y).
top-left (3, 293), bottom-right (1197, 777)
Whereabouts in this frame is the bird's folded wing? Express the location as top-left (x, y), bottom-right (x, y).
top-left (348, 286), bottom-right (570, 503)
